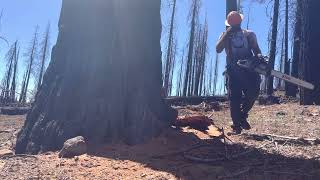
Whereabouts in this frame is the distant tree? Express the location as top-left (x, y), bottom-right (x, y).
top-left (0, 41), bottom-right (18, 103)
top-left (176, 48), bottom-right (186, 96)
top-left (163, 0), bottom-right (177, 97)
top-left (183, 0), bottom-right (200, 96)
top-left (10, 43), bottom-right (19, 102)
top-left (36, 23), bottom-right (51, 92)
top-left (213, 53), bottom-right (219, 95)
top-left (19, 27), bottom-right (39, 103)
top-left (193, 19), bottom-right (208, 96)
top-left (277, 31), bottom-right (285, 90)
top-left (0, 10), bottom-right (8, 46)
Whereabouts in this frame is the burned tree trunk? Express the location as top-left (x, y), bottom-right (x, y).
top-left (37, 23), bottom-right (51, 92)
top-left (226, 0), bottom-right (237, 16)
top-left (287, 0), bottom-right (302, 97)
top-left (183, 0), bottom-right (199, 97)
top-left (299, 0), bottom-right (320, 105)
top-left (16, 0), bottom-right (176, 154)
top-left (10, 42), bottom-right (19, 102)
top-left (266, 0), bottom-right (280, 95)
top-left (284, 0), bottom-right (290, 96)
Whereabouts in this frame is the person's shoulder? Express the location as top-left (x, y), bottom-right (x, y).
top-left (243, 29), bottom-right (255, 35)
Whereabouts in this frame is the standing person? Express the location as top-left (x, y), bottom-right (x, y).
top-left (216, 11), bottom-right (262, 134)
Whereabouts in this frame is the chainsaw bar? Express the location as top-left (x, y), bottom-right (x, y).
top-left (237, 57), bottom-right (315, 90)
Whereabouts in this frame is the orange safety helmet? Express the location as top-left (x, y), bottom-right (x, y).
top-left (225, 11), bottom-right (244, 27)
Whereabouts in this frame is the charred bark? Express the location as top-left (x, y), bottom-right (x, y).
top-left (16, 0), bottom-right (176, 154)
top-left (266, 0), bottom-right (280, 95)
top-left (299, 0), bottom-right (320, 105)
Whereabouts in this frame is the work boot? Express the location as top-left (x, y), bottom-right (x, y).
top-left (240, 120), bottom-right (251, 130)
top-left (240, 113), bottom-right (251, 130)
top-left (230, 125), bottom-right (242, 135)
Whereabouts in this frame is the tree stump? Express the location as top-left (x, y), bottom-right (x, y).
top-left (16, 0), bottom-right (176, 154)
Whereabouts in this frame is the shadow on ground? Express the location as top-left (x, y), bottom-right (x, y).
top-left (87, 127), bottom-right (320, 180)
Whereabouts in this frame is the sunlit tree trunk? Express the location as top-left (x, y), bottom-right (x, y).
top-left (16, 0), bottom-right (176, 154)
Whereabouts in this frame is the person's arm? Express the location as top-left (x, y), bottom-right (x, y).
top-left (216, 27), bottom-right (232, 53)
top-left (248, 32), bottom-right (262, 56)
top-left (216, 32), bottom-right (226, 53)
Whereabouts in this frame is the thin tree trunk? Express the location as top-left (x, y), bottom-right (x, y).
top-left (37, 24), bottom-right (50, 92)
top-left (277, 31), bottom-right (284, 90)
top-left (266, 0), bottom-right (280, 95)
top-left (22, 28), bottom-right (39, 103)
top-left (284, 0), bottom-right (290, 95)
top-left (287, 0), bottom-right (302, 97)
top-left (213, 53), bottom-right (219, 95)
top-left (183, 0), bottom-right (198, 97)
top-left (10, 42), bottom-right (19, 102)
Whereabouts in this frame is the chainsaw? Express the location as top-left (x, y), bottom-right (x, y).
top-left (237, 56), bottom-right (315, 90)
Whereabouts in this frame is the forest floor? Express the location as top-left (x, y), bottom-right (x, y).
top-left (0, 101), bottom-right (320, 180)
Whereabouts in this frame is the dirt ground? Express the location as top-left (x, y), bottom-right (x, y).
top-left (0, 102), bottom-right (320, 180)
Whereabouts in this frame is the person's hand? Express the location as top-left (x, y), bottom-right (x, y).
top-left (226, 26), bottom-right (233, 36)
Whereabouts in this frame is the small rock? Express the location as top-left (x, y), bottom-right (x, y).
top-left (0, 149), bottom-right (14, 157)
top-left (58, 136), bottom-right (87, 158)
top-left (276, 111), bottom-right (287, 116)
top-left (74, 156), bottom-right (79, 161)
top-left (0, 160), bottom-right (6, 170)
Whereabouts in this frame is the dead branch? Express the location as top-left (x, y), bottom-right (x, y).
top-left (262, 133), bottom-right (319, 142)
top-left (0, 154), bottom-right (38, 160)
top-left (242, 132), bottom-right (320, 144)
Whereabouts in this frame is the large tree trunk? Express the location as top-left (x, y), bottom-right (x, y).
top-left (299, 0), bottom-right (320, 105)
top-left (16, 0), bottom-right (176, 154)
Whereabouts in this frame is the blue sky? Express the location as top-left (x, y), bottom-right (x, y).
top-left (0, 0), bottom-right (285, 96)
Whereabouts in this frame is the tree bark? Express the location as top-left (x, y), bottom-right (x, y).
top-left (299, 0), bottom-right (320, 105)
top-left (16, 0), bottom-right (176, 154)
